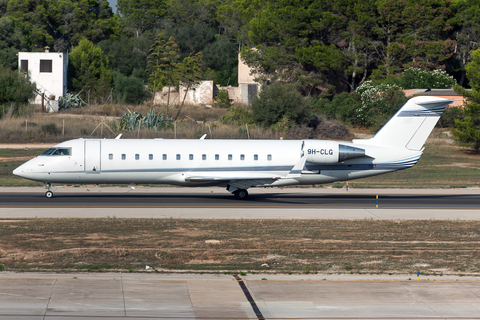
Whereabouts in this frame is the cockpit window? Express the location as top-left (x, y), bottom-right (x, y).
top-left (41, 148), bottom-right (56, 155)
top-left (41, 148), bottom-right (71, 156)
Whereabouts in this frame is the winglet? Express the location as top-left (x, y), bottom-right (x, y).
top-left (286, 156), bottom-right (306, 178)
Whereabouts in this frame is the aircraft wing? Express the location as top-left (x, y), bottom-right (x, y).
top-left (185, 176), bottom-right (282, 189)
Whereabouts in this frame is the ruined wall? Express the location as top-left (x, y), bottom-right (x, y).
top-left (154, 81), bottom-right (214, 105)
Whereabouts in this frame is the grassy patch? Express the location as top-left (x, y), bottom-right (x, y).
top-left (0, 149), bottom-right (44, 186)
top-left (0, 218), bottom-right (479, 274)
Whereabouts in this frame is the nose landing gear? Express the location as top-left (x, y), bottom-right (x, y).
top-left (44, 183), bottom-right (54, 198)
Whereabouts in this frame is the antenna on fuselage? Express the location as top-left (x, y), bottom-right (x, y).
top-left (199, 134), bottom-right (207, 140)
top-left (115, 134), bottom-right (122, 139)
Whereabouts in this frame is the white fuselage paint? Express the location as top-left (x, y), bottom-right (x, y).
top-left (13, 138), bottom-right (422, 187)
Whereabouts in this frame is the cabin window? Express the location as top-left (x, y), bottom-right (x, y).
top-left (39, 60), bottom-right (52, 73)
top-left (176, 154), bottom-right (181, 160)
top-left (149, 154), bottom-right (153, 160)
top-left (122, 154), bottom-right (126, 160)
top-left (228, 154), bottom-right (232, 160)
top-left (189, 154), bottom-right (194, 160)
top-left (240, 154), bottom-right (245, 160)
top-left (267, 154), bottom-right (272, 161)
top-left (202, 154), bottom-right (206, 160)
top-left (163, 154), bottom-right (167, 160)
top-left (254, 154), bottom-right (258, 160)
top-left (109, 154), bottom-right (113, 160)
top-left (135, 154), bottom-right (139, 160)
top-left (215, 154), bottom-right (219, 160)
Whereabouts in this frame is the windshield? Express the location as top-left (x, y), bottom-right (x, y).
top-left (41, 148), bottom-right (71, 156)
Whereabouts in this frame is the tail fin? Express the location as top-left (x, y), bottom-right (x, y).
top-left (353, 96), bottom-right (452, 150)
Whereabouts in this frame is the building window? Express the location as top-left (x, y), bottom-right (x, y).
top-left (228, 154), bottom-right (232, 160)
top-left (215, 154), bottom-right (219, 160)
top-left (163, 154), bottom-right (167, 160)
top-left (20, 60), bottom-right (28, 73)
top-left (109, 154), bottom-right (113, 160)
top-left (240, 154), bottom-right (245, 160)
top-left (40, 60), bottom-right (52, 73)
top-left (267, 154), bottom-right (272, 161)
top-left (149, 154), bottom-right (153, 160)
top-left (121, 154), bottom-right (126, 160)
top-left (254, 154), bottom-right (258, 161)
top-left (135, 154), bottom-right (139, 160)
top-left (176, 154), bottom-right (181, 160)
top-left (202, 154), bottom-right (206, 160)
top-left (189, 154), bottom-right (194, 160)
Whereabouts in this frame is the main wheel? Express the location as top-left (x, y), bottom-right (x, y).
top-left (234, 189), bottom-right (248, 200)
top-left (45, 191), bottom-right (54, 198)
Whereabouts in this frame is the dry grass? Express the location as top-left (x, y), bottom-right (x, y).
top-left (0, 218), bottom-right (479, 275)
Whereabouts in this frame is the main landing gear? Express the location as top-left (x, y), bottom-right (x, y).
top-left (44, 183), bottom-right (54, 198)
top-left (233, 189), bottom-right (249, 200)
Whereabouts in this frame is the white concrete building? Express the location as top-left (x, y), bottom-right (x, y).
top-left (18, 47), bottom-right (68, 111)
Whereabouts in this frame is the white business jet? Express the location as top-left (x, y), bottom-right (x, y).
top-left (14, 96), bottom-right (452, 199)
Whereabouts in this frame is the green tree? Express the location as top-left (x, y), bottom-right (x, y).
top-left (98, 35), bottom-right (151, 80)
top-left (117, 0), bottom-right (167, 37)
top-left (174, 52), bottom-right (203, 120)
top-left (0, 64), bottom-right (37, 105)
top-left (241, 0), bottom-right (347, 95)
top-left (146, 33), bottom-right (181, 114)
top-left (5, 0), bottom-right (120, 52)
top-left (453, 48), bottom-right (480, 150)
top-left (0, 17), bottom-right (25, 69)
top-left (448, 0), bottom-right (480, 85)
top-left (251, 82), bottom-right (312, 128)
top-left (69, 38), bottom-right (113, 103)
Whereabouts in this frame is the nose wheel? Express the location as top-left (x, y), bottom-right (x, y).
top-left (44, 183), bottom-right (54, 198)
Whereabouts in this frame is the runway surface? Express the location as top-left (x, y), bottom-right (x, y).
top-left (1, 187), bottom-right (479, 209)
top-left (1, 272), bottom-right (480, 320)
top-left (1, 187), bottom-right (479, 219)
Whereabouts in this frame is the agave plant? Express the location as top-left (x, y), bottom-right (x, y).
top-left (118, 108), bottom-right (143, 131)
top-left (58, 91), bottom-right (87, 110)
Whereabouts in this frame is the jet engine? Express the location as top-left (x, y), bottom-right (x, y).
top-left (303, 140), bottom-right (365, 164)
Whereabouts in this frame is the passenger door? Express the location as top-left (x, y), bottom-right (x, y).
top-left (85, 140), bottom-right (101, 173)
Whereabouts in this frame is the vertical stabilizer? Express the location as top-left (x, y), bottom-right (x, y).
top-left (353, 96), bottom-right (452, 150)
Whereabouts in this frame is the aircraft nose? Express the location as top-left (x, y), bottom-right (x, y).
top-left (13, 165), bottom-right (24, 177)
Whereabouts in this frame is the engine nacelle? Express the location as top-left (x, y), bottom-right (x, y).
top-left (303, 140), bottom-right (366, 164)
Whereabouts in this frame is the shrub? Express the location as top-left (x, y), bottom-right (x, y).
top-left (310, 92), bottom-right (363, 126)
top-left (288, 115), bottom-right (353, 140)
top-left (220, 105), bottom-right (253, 125)
top-left (437, 106), bottom-right (463, 128)
top-left (214, 89), bottom-right (231, 108)
top-left (41, 123), bottom-right (60, 135)
top-left (112, 71), bottom-right (148, 105)
top-left (0, 65), bottom-right (37, 105)
top-left (396, 68), bottom-right (456, 89)
top-left (251, 82), bottom-right (312, 127)
top-left (355, 81), bottom-right (408, 128)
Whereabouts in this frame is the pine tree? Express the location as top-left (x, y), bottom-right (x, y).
top-left (453, 48), bottom-right (480, 151)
